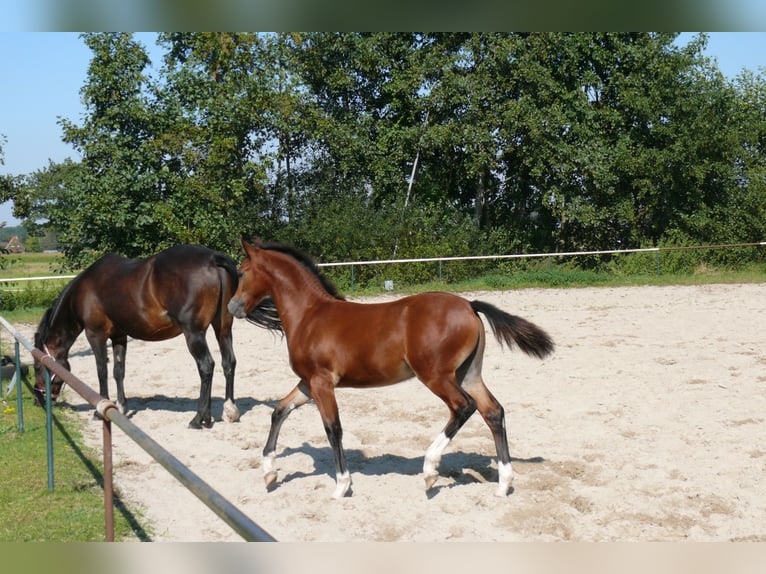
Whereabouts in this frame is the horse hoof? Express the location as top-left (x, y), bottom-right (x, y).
top-left (223, 400), bottom-right (240, 423)
top-left (332, 472), bottom-right (352, 499)
top-left (264, 471), bottom-right (278, 491)
top-left (424, 471), bottom-right (439, 491)
top-left (188, 417), bottom-right (212, 429)
top-left (331, 485), bottom-right (352, 499)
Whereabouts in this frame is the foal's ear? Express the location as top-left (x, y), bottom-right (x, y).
top-left (240, 237), bottom-right (260, 258)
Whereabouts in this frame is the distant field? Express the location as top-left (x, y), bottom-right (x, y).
top-left (0, 252), bottom-right (72, 279)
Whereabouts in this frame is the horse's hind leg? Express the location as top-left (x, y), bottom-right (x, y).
top-left (214, 318), bottom-right (239, 422)
top-left (185, 331), bottom-right (215, 429)
top-left (262, 380), bottom-right (312, 490)
top-left (462, 376), bottom-right (513, 497)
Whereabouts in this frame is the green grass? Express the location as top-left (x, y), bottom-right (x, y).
top-left (0, 381), bottom-right (150, 541)
top-left (344, 264), bottom-right (766, 296)
top-left (0, 252), bottom-right (69, 278)
top-left (1, 253), bottom-right (74, 318)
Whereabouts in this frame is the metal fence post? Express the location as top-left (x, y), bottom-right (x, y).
top-left (15, 340), bottom-right (24, 433)
top-left (44, 367), bottom-right (54, 491)
top-left (103, 418), bottom-right (114, 541)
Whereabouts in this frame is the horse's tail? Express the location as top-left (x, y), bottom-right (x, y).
top-left (212, 252), bottom-right (239, 291)
top-left (213, 252), bottom-right (283, 333)
top-left (470, 300), bottom-right (554, 359)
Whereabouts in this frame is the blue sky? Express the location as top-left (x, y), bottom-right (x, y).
top-left (3, 32), bottom-right (766, 226)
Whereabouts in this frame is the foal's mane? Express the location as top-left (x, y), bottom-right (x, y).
top-left (259, 241), bottom-right (345, 301)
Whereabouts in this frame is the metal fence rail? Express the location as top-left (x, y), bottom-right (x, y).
top-left (0, 315), bottom-right (276, 542)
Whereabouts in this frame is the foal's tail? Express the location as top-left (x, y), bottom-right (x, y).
top-left (470, 300), bottom-right (554, 359)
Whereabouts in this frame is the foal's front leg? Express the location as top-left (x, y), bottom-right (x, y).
top-left (262, 380), bottom-right (312, 489)
top-left (311, 378), bottom-right (351, 499)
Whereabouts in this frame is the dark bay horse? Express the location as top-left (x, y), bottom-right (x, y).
top-left (33, 244), bottom-right (279, 429)
top-left (228, 239), bottom-right (554, 498)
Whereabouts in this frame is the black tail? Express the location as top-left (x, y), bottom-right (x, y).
top-left (213, 252), bottom-right (283, 332)
top-left (212, 252), bottom-right (239, 290)
top-left (245, 298), bottom-right (283, 333)
top-left (470, 300), bottom-right (554, 359)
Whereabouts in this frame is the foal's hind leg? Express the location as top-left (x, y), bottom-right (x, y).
top-left (421, 376), bottom-right (477, 491)
top-left (463, 376), bottom-right (514, 496)
top-left (262, 380), bottom-right (312, 490)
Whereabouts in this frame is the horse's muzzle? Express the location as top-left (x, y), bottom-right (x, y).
top-left (32, 386), bottom-right (59, 407)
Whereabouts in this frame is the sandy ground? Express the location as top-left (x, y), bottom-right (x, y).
top-left (27, 283), bottom-right (766, 542)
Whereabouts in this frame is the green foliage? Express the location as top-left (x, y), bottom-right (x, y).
top-left (8, 33), bottom-right (766, 270)
top-left (0, 282), bottom-right (62, 312)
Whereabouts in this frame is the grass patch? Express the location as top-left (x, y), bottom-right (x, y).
top-left (1, 253), bottom-right (74, 316)
top-left (0, 252), bottom-right (69, 278)
top-left (0, 381), bottom-right (150, 541)
top-left (347, 265), bottom-right (766, 296)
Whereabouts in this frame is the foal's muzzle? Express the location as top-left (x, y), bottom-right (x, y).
top-left (228, 298), bottom-right (247, 319)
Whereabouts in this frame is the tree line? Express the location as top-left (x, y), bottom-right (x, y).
top-left (4, 32), bottom-right (766, 279)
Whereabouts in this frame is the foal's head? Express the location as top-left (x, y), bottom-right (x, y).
top-left (228, 239), bottom-right (272, 319)
top-left (228, 238), bottom-right (344, 320)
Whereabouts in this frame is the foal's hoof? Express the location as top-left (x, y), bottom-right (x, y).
top-left (495, 484), bottom-right (511, 497)
top-left (424, 471), bottom-right (439, 491)
top-left (332, 472), bottom-right (352, 499)
top-left (264, 471), bottom-right (278, 491)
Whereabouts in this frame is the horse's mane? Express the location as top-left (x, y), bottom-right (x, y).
top-left (36, 278), bottom-right (79, 348)
top-left (259, 241), bottom-right (346, 301)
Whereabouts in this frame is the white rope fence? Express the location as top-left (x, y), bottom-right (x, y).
top-left (1, 241), bottom-right (764, 285)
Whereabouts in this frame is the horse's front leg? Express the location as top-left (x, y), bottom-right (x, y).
top-left (85, 332), bottom-right (111, 419)
top-left (111, 334), bottom-right (128, 415)
top-left (262, 380), bottom-right (311, 490)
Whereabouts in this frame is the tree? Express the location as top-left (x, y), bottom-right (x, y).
top-left (17, 32), bottom-right (766, 271)
top-left (156, 33), bottom-right (275, 248)
top-left (56, 33), bottom-right (162, 267)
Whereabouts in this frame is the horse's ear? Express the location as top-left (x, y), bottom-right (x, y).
top-left (240, 237), bottom-right (259, 258)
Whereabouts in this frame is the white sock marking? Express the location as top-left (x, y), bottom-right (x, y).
top-left (424, 432), bottom-right (451, 476)
top-left (496, 460), bottom-right (514, 496)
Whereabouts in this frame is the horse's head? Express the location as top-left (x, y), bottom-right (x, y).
top-left (32, 327), bottom-right (71, 407)
top-left (228, 238), bottom-right (270, 319)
